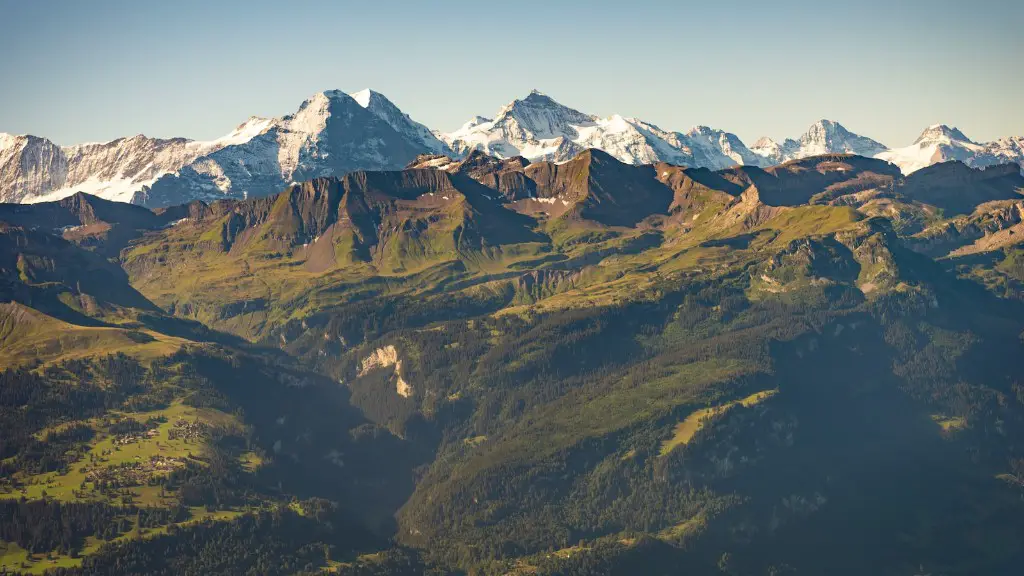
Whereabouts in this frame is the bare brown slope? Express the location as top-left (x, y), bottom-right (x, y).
top-left (516, 149), bottom-right (674, 226)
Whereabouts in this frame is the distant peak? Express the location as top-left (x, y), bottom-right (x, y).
top-left (460, 116), bottom-right (492, 131)
top-left (800, 119), bottom-right (867, 145)
top-left (808, 119), bottom-right (847, 133)
top-left (493, 90), bottom-right (591, 127)
top-left (752, 136), bottom-right (778, 148)
top-left (916, 124), bottom-right (972, 144)
top-left (516, 89), bottom-right (560, 106)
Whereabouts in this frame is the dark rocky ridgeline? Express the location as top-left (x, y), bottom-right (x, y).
top-left (901, 161), bottom-right (1024, 215)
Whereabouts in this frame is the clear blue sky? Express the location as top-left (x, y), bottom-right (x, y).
top-left (2, 0), bottom-right (1021, 147)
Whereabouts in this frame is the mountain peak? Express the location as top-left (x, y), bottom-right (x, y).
top-left (489, 91), bottom-right (594, 142)
top-left (507, 89), bottom-right (564, 110)
top-left (916, 124), bottom-right (972, 144)
top-left (520, 89), bottom-right (558, 105)
top-left (688, 125), bottom-right (717, 136)
top-left (317, 89), bottom-right (353, 102)
top-left (799, 119), bottom-right (887, 156)
top-left (804, 119), bottom-right (849, 139)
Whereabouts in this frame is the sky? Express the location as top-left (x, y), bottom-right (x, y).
top-left (1, 0), bottom-right (1022, 147)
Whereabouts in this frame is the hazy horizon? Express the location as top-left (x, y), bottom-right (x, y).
top-left (2, 0), bottom-right (1022, 148)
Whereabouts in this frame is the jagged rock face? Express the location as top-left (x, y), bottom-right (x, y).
top-left (409, 152), bottom-right (540, 201)
top-left (149, 165), bottom-right (541, 275)
top-left (62, 136), bottom-right (216, 200)
top-left (0, 134), bottom-right (68, 201)
top-left (799, 120), bottom-right (888, 157)
top-left (685, 126), bottom-right (766, 168)
top-left (0, 132), bottom-right (230, 204)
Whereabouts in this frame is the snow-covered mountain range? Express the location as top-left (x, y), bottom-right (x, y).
top-left (0, 90), bottom-right (434, 206)
top-left (2, 89), bottom-right (1021, 207)
top-left (748, 120), bottom-right (888, 165)
top-left (876, 125), bottom-right (1024, 175)
top-left (441, 90), bottom-right (765, 169)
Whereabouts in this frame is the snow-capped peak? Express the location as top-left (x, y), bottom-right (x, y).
top-left (442, 91), bottom-right (602, 160)
top-left (800, 119), bottom-right (883, 152)
top-left (751, 136), bottom-right (780, 151)
top-left (3, 87), bottom-right (440, 204)
top-left (914, 124), bottom-right (972, 144)
top-left (877, 124), bottom-right (993, 175)
top-left (752, 119), bottom-right (888, 165)
top-left (492, 90), bottom-right (595, 140)
top-left (0, 132), bottom-right (23, 150)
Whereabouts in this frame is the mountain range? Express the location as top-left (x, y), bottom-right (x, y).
top-left (2, 90), bottom-right (1022, 208)
top-left (4, 136), bottom-right (1024, 574)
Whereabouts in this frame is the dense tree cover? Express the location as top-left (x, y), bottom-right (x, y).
top-left (0, 347), bottom-right (419, 574)
top-left (0, 500), bottom-right (131, 555)
top-left (279, 239), bottom-right (1024, 575)
top-left (0, 355), bottom-right (146, 477)
top-left (44, 503), bottom-right (381, 576)
top-left (5, 266), bottom-right (1024, 575)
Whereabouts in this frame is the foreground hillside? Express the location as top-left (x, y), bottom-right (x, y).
top-left (2, 151), bottom-right (1024, 575)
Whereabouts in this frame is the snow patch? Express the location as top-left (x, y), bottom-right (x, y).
top-left (350, 88), bottom-right (373, 108)
top-left (25, 173), bottom-right (164, 204)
